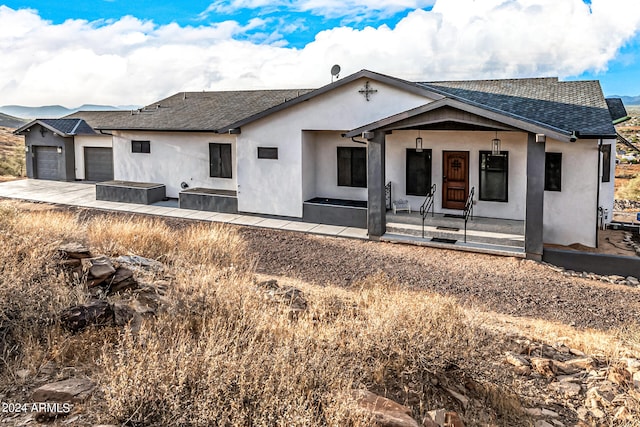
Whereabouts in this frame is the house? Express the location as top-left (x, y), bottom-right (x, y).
top-left (15, 70), bottom-right (625, 260)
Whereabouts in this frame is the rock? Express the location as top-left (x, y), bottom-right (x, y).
top-left (534, 421), bottom-right (554, 427)
top-left (106, 267), bottom-right (138, 294)
top-left (549, 381), bottom-right (581, 398)
top-left (425, 409), bottom-right (464, 427)
top-left (607, 367), bottom-right (630, 386)
top-left (531, 358), bottom-right (556, 377)
top-left (565, 357), bottom-right (596, 371)
top-left (541, 409), bottom-right (559, 418)
top-left (60, 300), bottom-right (114, 332)
top-left (627, 276), bottom-right (639, 286)
top-left (116, 255), bottom-right (163, 271)
top-left (589, 408), bottom-right (605, 419)
top-left (633, 371), bottom-right (640, 388)
top-left (350, 389), bottom-right (419, 427)
top-left (31, 378), bottom-right (95, 403)
top-left (614, 406), bottom-right (632, 421)
top-left (15, 369), bottom-right (30, 380)
top-left (623, 358), bottom-right (640, 374)
top-left (258, 280), bottom-right (308, 313)
top-left (82, 256), bottom-right (116, 286)
top-left (553, 361), bottom-right (580, 375)
top-left (445, 388), bottom-right (469, 409)
top-left (58, 243), bottom-right (92, 259)
top-left (505, 352), bottom-right (530, 368)
top-left (112, 302), bottom-right (142, 332)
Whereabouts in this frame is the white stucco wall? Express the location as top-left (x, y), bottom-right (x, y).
top-left (238, 78), bottom-right (433, 217)
top-left (385, 130), bottom-right (528, 220)
top-left (312, 131), bottom-right (368, 201)
top-left (74, 135), bottom-right (113, 180)
top-left (598, 138), bottom-right (617, 226)
top-left (543, 139), bottom-right (599, 247)
top-left (112, 131), bottom-right (236, 198)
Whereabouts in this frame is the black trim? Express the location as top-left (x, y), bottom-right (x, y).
top-left (257, 147), bottom-right (278, 159)
top-left (209, 143), bottom-right (232, 178)
top-left (131, 140), bottom-right (150, 153)
top-left (479, 151), bottom-right (509, 202)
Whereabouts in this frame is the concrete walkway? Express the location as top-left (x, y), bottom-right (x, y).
top-left (0, 179), bottom-right (368, 240)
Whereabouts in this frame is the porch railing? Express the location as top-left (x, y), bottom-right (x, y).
top-left (385, 181), bottom-right (392, 211)
top-left (463, 187), bottom-right (475, 243)
top-left (419, 184), bottom-right (436, 238)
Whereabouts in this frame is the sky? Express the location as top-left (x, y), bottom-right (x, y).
top-left (1, 0), bottom-right (640, 107)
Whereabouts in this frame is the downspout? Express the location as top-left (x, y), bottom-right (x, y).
top-left (595, 139), bottom-right (602, 249)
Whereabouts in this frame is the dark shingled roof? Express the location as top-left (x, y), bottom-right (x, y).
top-left (14, 118), bottom-right (96, 136)
top-left (419, 77), bottom-right (616, 137)
top-left (605, 98), bottom-right (628, 122)
top-left (68, 89), bottom-right (314, 131)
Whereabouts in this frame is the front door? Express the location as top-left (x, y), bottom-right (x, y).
top-left (442, 151), bottom-right (469, 210)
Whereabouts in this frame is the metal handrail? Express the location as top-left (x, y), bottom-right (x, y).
top-left (385, 181), bottom-right (392, 211)
top-left (419, 184), bottom-right (436, 238)
top-left (462, 187), bottom-right (475, 243)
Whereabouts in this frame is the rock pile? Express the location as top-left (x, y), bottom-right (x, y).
top-left (544, 260), bottom-right (640, 286)
top-left (504, 339), bottom-right (640, 425)
top-left (58, 243), bottom-right (167, 333)
top-left (614, 199), bottom-right (640, 211)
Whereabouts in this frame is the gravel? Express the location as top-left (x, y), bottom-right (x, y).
top-left (240, 227), bottom-right (640, 330)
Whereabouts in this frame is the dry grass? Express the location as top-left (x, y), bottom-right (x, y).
top-left (0, 127), bottom-right (25, 178)
top-left (617, 175), bottom-right (640, 201)
top-left (8, 201), bottom-right (640, 425)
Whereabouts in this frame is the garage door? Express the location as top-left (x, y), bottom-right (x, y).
top-left (85, 147), bottom-right (113, 182)
top-left (34, 146), bottom-right (59, 180)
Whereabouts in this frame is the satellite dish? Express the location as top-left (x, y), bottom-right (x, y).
top-left (331, 64), bottom-right (341, 81)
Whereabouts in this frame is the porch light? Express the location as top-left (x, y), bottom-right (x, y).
top-left (416, 130), bottom-right (423, 153)
top-left (24, 146), bottom-right (29, 152)
top-left (57, 147), bottom-right (62, 154)
top-left (491, 131), bottom-right (501, 155)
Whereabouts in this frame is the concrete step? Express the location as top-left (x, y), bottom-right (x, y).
top-left (386, 222), bottom-right (525, 248)
top-left (387, 212), bottom-right (524, 234)
top-left (381, 233), bottom-right (526, 258)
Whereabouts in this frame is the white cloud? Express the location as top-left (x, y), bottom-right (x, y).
top-left (0, 0), bottom-right (639, 107)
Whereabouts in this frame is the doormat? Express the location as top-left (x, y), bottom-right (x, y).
top-left (436, 226), bottom-right (459, 231)
top-left (431, 237), bottom-right (457, 244)
top-left (443, 214), bottom-right (464, 219)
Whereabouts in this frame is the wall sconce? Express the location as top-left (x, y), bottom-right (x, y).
top-left (491, 131), bottom-right (501, 155)
top-left (416, 130), bottom-right (423, 153)
top-left (535, 134), bottom-right (546, 143)
top-left (57, 147), bottom-right (62, 154)
top-left (24, 146), bottom-right (29, 152)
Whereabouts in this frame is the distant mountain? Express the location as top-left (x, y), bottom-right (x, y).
top-left (0, 104), bottom-right (141, 119)
top-left (611, 95), bottom-right (640, 106)
top-left (0, 112), bottom-right (28, 128)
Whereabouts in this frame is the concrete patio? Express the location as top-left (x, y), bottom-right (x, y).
top-left (0, 179), bottom-right (368, 239)
top-left (0, 179), bottom-right (525, 257)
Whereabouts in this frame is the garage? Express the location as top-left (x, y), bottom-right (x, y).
top-left (85, 147), bottom-right (114, 182)
top-left (34, 146), bottom-right (60, 180)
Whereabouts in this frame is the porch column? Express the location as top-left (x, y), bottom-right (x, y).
top-left (525, 132), bottom-right (545, 260)
top-left (367, 131), bottom-right (386, 239)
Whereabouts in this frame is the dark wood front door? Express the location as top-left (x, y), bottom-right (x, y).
top-left (442, 151), bottom-right (469, 210)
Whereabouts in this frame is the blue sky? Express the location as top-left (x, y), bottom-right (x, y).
top-left (1, 0), bottom-right (639, 106)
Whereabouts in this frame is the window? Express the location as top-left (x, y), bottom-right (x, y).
top-left (209, 143), bottom-right (232, 178)
top-left (479, 151), bottom-right (508, 202)
top-left (131, 140), bottom-right (150, 153)
top-left (545, 152), bottom-right (562, 191)
top-left (406, 149), bottom-right (432, 196)
top-left (257, 147), bottom-right (278, 159)
top-left (337, 147), bottom-right (366, 187)
top-left (602, 145), bottom-right (611, 183)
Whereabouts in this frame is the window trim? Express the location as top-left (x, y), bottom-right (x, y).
top-left (545, 152), bottom-right (562, 192)
top-left (209, 143), bottom-right (232, 179)
top-left (405, 148), bottom-right (432, 196)
top-left (601, 145), bottom-right (611, 183)
top-left (479, 150), bottom-right (509, 202)
top-left (131, 140), bottom-right (150, 154)
top-left (257, 147), bottom-right (278, 160)
top-left (337, 146), bottom-right (367, 188)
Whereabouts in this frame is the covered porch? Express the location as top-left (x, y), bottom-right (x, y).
top-left (344, 98), bottom-right (560, 260)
